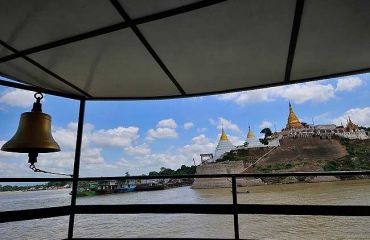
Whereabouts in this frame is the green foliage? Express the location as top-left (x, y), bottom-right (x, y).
top-left (324, 138), bottom-right (370, 171)
top-left (148, 165), bottom-right (196, 176)
top-left (260, 128), bottom-right (272, 138)
top-left (259, 138), bottom-right (269, 145)
top-left (0, 181), bottom-right (71, 192)
top-left (216, 150), bottom-right (248, 162)
top-left (256, 163), bottom-right (293, 173)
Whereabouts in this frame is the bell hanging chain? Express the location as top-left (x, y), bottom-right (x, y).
top-left (29, 163), bottom-right (73, 177)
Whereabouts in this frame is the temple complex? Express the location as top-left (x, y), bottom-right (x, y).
top-left (201, 102), bottom-right (369, 164)
top-left (213, 128), bottom-right (235, 160)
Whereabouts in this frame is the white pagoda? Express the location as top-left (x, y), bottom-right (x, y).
top-left (214, 128), bottom-right (235, 160)
top-left (244, 126), bottom-right (266, 148)
top-left (244, 126), bottom-right (280, 148)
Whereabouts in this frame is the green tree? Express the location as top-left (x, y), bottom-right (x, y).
top-left (260, 128), bottom-right (272, 139)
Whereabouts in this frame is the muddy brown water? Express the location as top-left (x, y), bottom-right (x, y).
top-left (1, 179), bottom-right (370, 239)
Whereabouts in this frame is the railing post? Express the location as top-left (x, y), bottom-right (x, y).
top-left (232, 175), bottom-right (240, 239)
top-left (68, 99), bottom-right (86, 239)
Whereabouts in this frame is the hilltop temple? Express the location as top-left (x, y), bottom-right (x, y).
top-left (201, 102), bottom-right (369, 163)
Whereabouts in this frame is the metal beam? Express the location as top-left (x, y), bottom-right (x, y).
top-left (0, 78), bottom-right (84, 100)
top-left (110, 0), bottom-right (186, 95)
top-left (0, 177), bottom-right (71, 182)
top-left (231, 176), bottom-right (239, 239)
top-left (68, 99), bottom-right (86, 239)
top-left (0, 40), bottom-right (92, 98)
top-left (3, 204), bottom-right (370, 224)
top-left (0, 206), bottom-right (71, 223)
top-left (76, 170), bottom-right (370, 181)
top-left (73, 204), bottom-right (370, 216)
top-left (1, 170), bottom-right (370, 182)
top-left (284, 0), bottom-right (305, 82)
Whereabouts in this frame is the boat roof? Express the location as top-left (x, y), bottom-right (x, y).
top-left (1, 0), bottom-right (370, 100)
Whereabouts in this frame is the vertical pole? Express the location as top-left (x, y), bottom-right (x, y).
top-left (68, 99), bottom-right (86, 239)
top-left (232, 176), bottom-right (240, 239)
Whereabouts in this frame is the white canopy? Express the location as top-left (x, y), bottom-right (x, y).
top-left (0, 0), bottom-right (370, 99)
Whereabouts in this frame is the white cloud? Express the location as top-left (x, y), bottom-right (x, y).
top-left (211, 117), bottom-right (242, 134)
top-left (227, 135), bottom-right (244, 146)
top-left (183, 122), bottom-right (194, 130)
top-left (157, 118), bottom-right (177, 129)
top-left (90, 126), bottom-right (139, 148)
top-left (218, 82), bottom-right (336, 105)
top-left (332, 107), bottom-right (370, 127)
top-left (124, 144), bottom-right (151, 156)
top-left (276, 82), bottom-right (335, 104)
top-left (218, 88), bottom-right (274, 105)
top-left (197, 127), bottom-right (207, 133)
top-left (178, 134), bottom-right (215, 160)
top-left (146, 119), bottom-right (179, 141)
top-left (0, 89), bottom-right (37, 108)
top-left (259, 120), bottom-right (273, 129)
top-left (336, 77), bottom-right (363, 92)
top-left (146, 127), bottom-right (178, 140)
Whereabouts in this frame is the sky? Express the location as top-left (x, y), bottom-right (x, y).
top-left (1, 74), bottom-right (370, 178)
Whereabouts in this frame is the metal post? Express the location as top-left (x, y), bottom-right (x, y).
top-left (67, 99), bottom-right (86, 239)
top-left (232, 176), bottom-right (239, 239)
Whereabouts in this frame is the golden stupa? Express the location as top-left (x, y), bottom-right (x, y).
top-left (286, 102), bottom-right (303, 129)
top-left (246, 126), bottom-right (255, 138)
top-left (346, 116), bottom-right (358, 131)
top-left (220, 128), bottom-right (229, 141)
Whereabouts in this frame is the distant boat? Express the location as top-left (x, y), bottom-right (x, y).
top-left (114, 180), bottom-right (136, 193)
top-left (135, 182), bottom-right (165, 191)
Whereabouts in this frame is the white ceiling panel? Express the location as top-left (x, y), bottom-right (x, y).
top-left (291, 0), bottom-right (370, 81)
top-left (139, 0), bottom-right (296, 94)
top-left (1, 0), bottom-right (370, 99)
top-left (119, 0), bottom-right (199, 19)
top-left (0, 58), bottom-right (82, 95)
top-left (0, 0), bottom-right (123, 51)
top-left (0, 48), bottom-right (12, 58)
top-left (29, 29), bottom-right (179, 98)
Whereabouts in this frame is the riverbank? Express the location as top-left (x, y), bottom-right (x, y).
top-left (192, 174), bottom-right (370, 189)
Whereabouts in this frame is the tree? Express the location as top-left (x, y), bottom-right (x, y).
top-left (260, 128), bottom-right (272, 139)
top-left (259, 138), bottom-right (269, 145)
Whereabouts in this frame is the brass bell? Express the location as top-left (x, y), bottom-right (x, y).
top-left (1, 93), bottom-right (60, 164)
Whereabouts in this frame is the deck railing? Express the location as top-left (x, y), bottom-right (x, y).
top-left (2, 171), bottom-right (370, 239)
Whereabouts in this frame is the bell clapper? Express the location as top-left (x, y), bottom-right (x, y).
top-left (28, 152), bottom-right (38, 165)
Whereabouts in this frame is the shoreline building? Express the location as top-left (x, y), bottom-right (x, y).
top-left (214, 128), bottom-right (235, 160)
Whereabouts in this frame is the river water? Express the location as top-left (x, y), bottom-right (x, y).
top-left (1, 179), bottom-right (370, 239)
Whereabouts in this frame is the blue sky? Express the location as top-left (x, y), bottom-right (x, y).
top-left (1, 74), bottom-right (370, 177)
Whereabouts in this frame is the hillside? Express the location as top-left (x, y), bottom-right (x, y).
top-left (216, 137), bottom-right (370, 173)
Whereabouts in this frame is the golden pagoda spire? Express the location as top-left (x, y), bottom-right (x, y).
top-left (346, 116), bottom-right (358, 131)
top-left (286, 102), bottom-right (303, 129)
top-left (247, 126), bottom-right (255, 138)
top-left (220, 128), bottom-right (229, 141)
